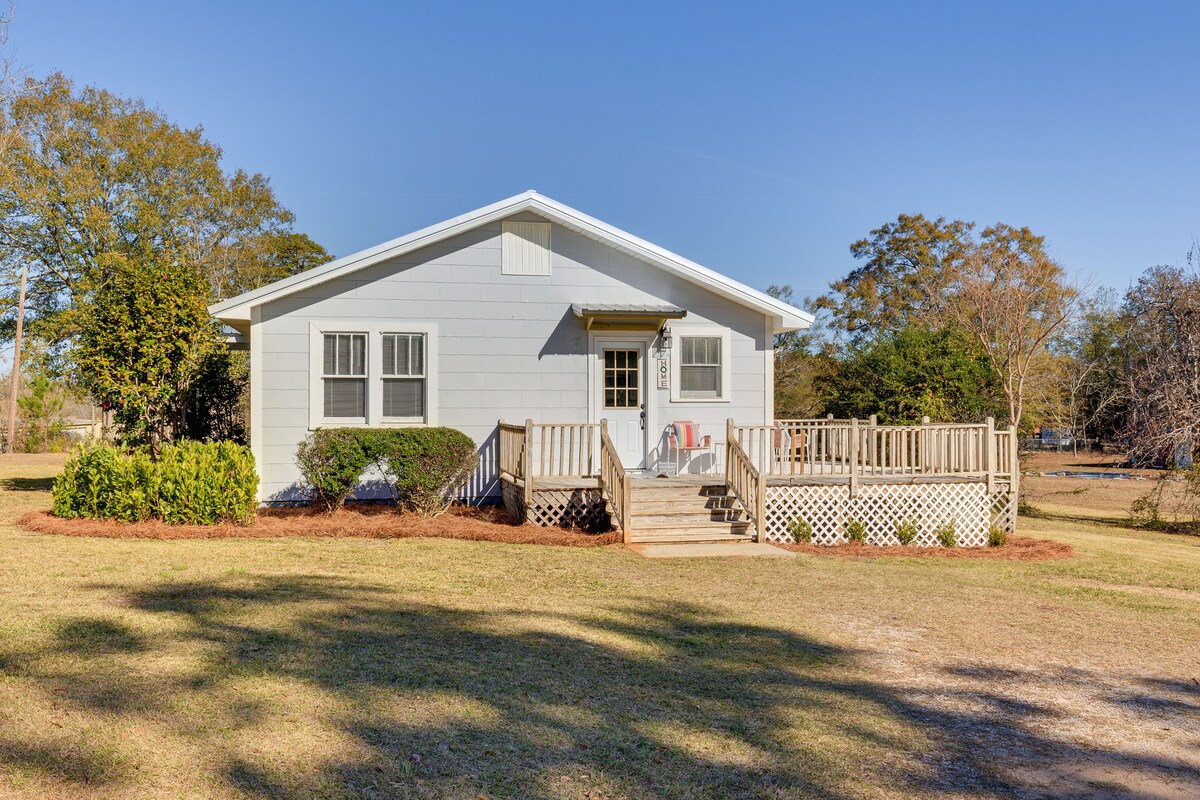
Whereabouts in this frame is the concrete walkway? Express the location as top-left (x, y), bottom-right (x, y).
top-left (627, 542), bottom-right (797, 559)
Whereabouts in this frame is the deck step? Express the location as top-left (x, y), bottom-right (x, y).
top-left (628, 530), bottom-right (755, 543)
top-left (630, 498), bottom-right (742, 513)
top-left (630, 517), bottom-right (752, 531)
top-left (630, 511), bottom-right (747, 526)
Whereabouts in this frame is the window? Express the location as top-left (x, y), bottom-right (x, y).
top-left (603, 348), bottom-right (640, 409)
top-left (670, 327), bottom-right (731, 403)
top-left (679, 336), bottom-right (721, 398)
top-left (309, 322), bottom-right (438, 428)
top-left (381, 333), bottom-right (425, 419)
top-left (322, 333), bottom-right (367, 419)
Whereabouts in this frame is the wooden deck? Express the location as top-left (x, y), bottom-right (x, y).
top-left (498, 417), bottom-right (1020, 546)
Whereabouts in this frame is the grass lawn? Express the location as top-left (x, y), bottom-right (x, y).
top-left (1, 454), bottom-right (1198, 799)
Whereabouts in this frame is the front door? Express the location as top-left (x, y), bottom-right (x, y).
top-left (597, 341), bottom-right (648, 469)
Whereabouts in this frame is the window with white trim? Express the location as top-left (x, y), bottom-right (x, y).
top-left (679, 336), bottom-right (722, 398)
top-left (381, 333), bottom-right (426, 420)
top-left (322, 333), bottom-right (367, 419)
top-left (309, 322), bottom-right (439, 428)
top-left (669, 326), bottom-right (731, 403)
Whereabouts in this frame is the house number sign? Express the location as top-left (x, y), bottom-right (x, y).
top-left (657, 358), bottom-right (669, 389)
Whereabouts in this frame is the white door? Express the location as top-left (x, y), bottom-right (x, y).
top-left (597, 341), bottom-right (648, 469)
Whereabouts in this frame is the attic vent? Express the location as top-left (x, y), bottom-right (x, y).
top-left (501, 221), bottom-right (551, 276)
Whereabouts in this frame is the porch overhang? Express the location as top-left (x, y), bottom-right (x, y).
top-left (571, 303), bottom-right (687, 332)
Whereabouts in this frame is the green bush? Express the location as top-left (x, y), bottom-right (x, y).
top-left (295, 429), bottom-right (375, 513)
top-left (294, 427), bottom-right (480, 517)
top-left (375, 428), bottom-right (480, 517)
top-left (844, 517), bottom-right (866, 543)
top-left (787, 516), bottom-right (812, 543)
top-left (936, 520), bottom-right (958, 547)
top-left (53, 441), bottom-right (257, 524)
top-left (894, 518), bottom-right (918, 546)
top-left (987, 525), bottom-right (1008, 547)
top-left (153, 441), bottom-right (258, 524)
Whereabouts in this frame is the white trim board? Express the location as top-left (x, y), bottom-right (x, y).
top-left (210, 191), bottom-right (813, 333)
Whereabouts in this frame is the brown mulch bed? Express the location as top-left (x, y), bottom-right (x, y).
top-left (18, 505), bottom-right (622, 547)
top-left (776, 535), bottom-right (1074, 561)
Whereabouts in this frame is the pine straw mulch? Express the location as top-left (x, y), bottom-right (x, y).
top-left (775, 535), bottom-right (1074, 561)
top-left (18, 505), bottom-right (623, 547)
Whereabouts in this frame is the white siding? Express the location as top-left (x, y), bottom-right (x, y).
top-left (254, 215), bottom-right (772, 502)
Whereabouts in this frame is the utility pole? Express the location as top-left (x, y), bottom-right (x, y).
top-left (5, 265), bottom-right (27, 453)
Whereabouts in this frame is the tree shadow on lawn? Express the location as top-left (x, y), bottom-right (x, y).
top-left (1, 574), bottom-right (1198, 799)
top-left (0, 476), bottom-right (56, 492)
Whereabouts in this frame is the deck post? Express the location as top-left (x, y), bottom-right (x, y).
top-left (985, 416), bottom-right (995, 494)
top-left (849, 418), bottom-right (859, 498)
top-left (621, 472), bottom-right (632, 545)
top-left (523, 418), bottom-right (534, 510)
top-left (1008, 424), bottom-right (1020, 532)
top-left (725, 418), bottom-right (735, 488)
top-left (921, 416), bottom-right (930, 474)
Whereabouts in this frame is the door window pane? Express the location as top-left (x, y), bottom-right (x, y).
top-left (603, 349), bottom-right (640, 409)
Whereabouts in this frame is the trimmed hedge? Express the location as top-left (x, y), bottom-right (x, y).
top-left (52, 441), bottom-right (258, 525)
top-left (295, 427), bottom-right (479, 516)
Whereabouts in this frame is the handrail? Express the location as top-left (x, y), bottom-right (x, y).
top-left (598, 420), bottom-right (630, 540)
top-left (497, 421), bottom-right (527, 483)
top-left (726, 419), bottom-right (764, 540)
top-left (528, 422), bottom-right (600, 477)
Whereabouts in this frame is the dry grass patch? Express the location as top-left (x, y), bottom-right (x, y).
top-left (777, 535), bottom-right (1073, 560)
top-left (1, 454), bottom-right (1199, 799)
top-left (19, 504), bottom-right (621, 546)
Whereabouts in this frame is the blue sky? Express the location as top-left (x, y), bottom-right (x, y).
top-left (10, 1), bottom-right (1200, 304)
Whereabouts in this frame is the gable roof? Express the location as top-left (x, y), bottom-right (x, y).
top-left (209, 191), bottom-right (814, 332)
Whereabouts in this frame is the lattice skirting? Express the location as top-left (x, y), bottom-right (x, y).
top-left (525, 488), bottom-right (610, 532)
top-left (765, 481), bottom-right (1016, 547)
top-left (501, 480), bottom-right (525, 521)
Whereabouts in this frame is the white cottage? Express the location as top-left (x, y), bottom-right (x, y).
top-left (211, 191), bottom-right (1019, 545)
top-left (210, 191), bottom-right (812, 504)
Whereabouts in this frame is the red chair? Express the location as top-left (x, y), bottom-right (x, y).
top-left (667, 421), bottom-right (713, 475)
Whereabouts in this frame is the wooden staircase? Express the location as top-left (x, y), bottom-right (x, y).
top-left (625, 477), bottom-right (754, 544)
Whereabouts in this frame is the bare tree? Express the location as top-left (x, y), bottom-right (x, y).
top-left (936, 224), bottom-right (1080, 429)
top-left (1123, 262), bottom-right (1200, 467)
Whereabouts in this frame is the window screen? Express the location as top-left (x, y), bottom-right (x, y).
top-left (680, 336), bottom-right (721, 398)
top-left (322, 333), bottom-right (367, 418)
top-left (381, 333), bottom-right (426, 419)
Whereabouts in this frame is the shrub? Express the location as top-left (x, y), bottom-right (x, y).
top-left (153, 441), bottom-right (258, 524)
top-left (294, 427), bottom-right (480, 516)
top-left (894, 518), bottom-right (918, 546)
top-left (936, 520), bottom-right (957, 547)
top-left (844, 517), bottom-right (866, 543)
top-left (53, 444), bottom-right (155, 522)
top-left (787, 516), bottom-right (812, 543)
top-left (987, 525), bottom-right (1008, 547)
top-left (376, 428), bottom-right (480, 517)
top-left (53, 441), bottom-right (257, 524)
top-left (295, 429), bottom-right (375, 513)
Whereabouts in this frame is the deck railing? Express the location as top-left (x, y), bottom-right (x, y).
top-left (732, 416), bottom-right (1019, 495)
top-left (531, 422), bottom-right (599, 478)
top-left (598, 420), bottom-right (630, 539)
top-left (725, 419), bottom-right (764, 539)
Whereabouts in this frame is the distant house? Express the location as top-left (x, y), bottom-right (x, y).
top-left (209, 191), bottom-right (812, 504)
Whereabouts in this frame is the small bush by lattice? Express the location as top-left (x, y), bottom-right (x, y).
top-left (787, 516), bottom-right (812, 543)
top-left (894, 518), bottom-right (918, 546)
top-left (53, 441), bottom-right (257, 525)
top-left (844, 517), bottom-right (866, 543)
top-left (987, 525), bottom-right (1008, 547)
top-left (936, 520), bottom-right (957, 547)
